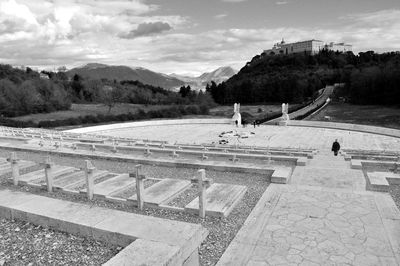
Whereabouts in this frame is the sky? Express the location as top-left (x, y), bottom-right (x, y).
top-left (1, 0), bottom-right (400, 76)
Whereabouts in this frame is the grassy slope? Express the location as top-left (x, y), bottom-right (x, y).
top-left (308, 102), bottom-right (400, 129)
top-left (11, 104), bottom-right (174, 123)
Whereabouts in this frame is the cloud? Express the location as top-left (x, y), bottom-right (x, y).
top-left (215, 14), bottom-right (228, 19)
top-left (121, 22), bottom-right (172, 39)
top-left (221, 0), bottom-right (247, 2)
top-left (276, 1), bottom-right (288, 5)
top-left (1, 2), bottom-right (400, 76)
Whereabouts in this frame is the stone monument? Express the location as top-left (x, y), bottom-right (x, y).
top-left (279, 103), bottom-right (290, 126)
top-left (232, 103), bottom-right (242, 127)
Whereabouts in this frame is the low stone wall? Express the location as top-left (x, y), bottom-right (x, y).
top-left (287, 120), bottom-right (400, 138)
top-left (65, 119), bottom-right (232, 134)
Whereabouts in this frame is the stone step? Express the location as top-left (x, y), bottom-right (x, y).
top-left (80, 173), bottom-right (130, 197)
top-left (19, 166), bottom-right (77, 184)
top-left (185, 183), bottom-right (247, 217)
top-left (271, 167), bottom-right (293, 184)
top-left (367, 172), bottom-right (390, 192)
top-left (128, 178), bottom-right (191, 206)
top-left (367, 172), bottom-right (400, 192)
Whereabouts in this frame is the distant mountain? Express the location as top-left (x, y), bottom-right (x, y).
top-left (170, 66), bottom-right (237, 91)
top-left (67, 63), bottom-right (185, 90)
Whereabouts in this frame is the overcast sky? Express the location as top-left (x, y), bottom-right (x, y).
top-left (1, 0), bottom-right (400, 76)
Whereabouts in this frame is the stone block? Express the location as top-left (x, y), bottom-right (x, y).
top-left (185, 183), bottom-right (247, 217)
top-left (103, 239), bottom-right (182, 266)
top-left (296, 157), bottom-right (307, 166)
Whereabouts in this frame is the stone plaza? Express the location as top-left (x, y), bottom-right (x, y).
top-left (0, 117), bottom-right (399, 265)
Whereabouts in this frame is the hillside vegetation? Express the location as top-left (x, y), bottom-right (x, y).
top-left (208, 50), bottom-right (400, 106)
top-left (0, 64), bottom-right (214, 120)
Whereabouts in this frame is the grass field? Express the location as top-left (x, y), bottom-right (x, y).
top-left (308, 102), bottom-right (400, 129)
top-left (11, 104), bottom-right (174, 123)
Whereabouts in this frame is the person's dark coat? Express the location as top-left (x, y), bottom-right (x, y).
top-left (332, 141), bottom-right (340, 152)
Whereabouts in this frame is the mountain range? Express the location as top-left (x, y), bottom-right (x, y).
top-left (170, 66), bottom-right (237, 91)
top-left (67, 63), bottom-right (236, 91)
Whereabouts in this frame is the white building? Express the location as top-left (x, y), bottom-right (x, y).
top-left (263, 39), bottom-right (352, 56)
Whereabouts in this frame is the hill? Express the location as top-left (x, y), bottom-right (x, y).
top-left (67, 63), bottom-right (185, 90)
top-left (209, 50), bottom-right (400, 105)
top-left (170, 66), bottom-right (237, 91)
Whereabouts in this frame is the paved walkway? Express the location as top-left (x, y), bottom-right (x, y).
top-left (217, 152), bottom-right (400, 266)
top-left (97, 125), bottom-right (400, 152)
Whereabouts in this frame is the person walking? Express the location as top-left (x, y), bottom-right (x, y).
top-left (331, 139), bottom-right (340, 156)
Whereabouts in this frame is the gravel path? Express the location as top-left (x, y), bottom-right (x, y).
top-left (0, 219), bottom-right (120, 265)
top-left (0, 149), bottom-right (270, 266)
top-left (389, 184), bottom-right (400, 210)
top-left (168, 184), bottom-right (199, 208)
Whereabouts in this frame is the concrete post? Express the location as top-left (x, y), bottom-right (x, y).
top-left (7, 152), bottom-right (19, 186)
top-left (130, 165), bottom-right (146, 210)
top-left (85, 160), bottom-right (96, 200)
top-left (190, 170), bottom-right (211, 219)
top-left (44, 156), bottom-right (54, 192)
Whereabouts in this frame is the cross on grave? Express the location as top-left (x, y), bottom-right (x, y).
top-left (54, 142), bottom-right (60, 149)
top-left (393, 162), bottom-right (399, 174)
top-left (85, 160), bottom-right (96, 200)
top-left (201, 153), bottom-right (208, 161)
top-left (203, 146), bottom-right (208, 151)
top-left (160, 143), bottom-right (165, 149)
top-left (71, 143), bottom-right (77, 150)
top-left (90, 144), bottom-right (96, 153)
top-left (39, 140), bottom-right (44, 148)
top-left (129, 165), bottom-right (146, 210)
top-left (191, 169), bottom-right (212, 219)
top-left (111, 144), bottom-right (118, 153)
top-left (230, 154), bottom-right (239, 163)
top-left (144, 148), bottom-right (152, 157)
top-left (171, 150), bottom-right (179, 158)
top-left (7, 152), bottom-right (19, 186)
top-left (42, 156), bottom-right (54, 192)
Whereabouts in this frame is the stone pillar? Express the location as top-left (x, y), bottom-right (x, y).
top-left (130, 165), bottom-right (146, 210)
top-left (44, 156), bottom-right (54, 192)
top-left (191, 169), bottom-right (212, 219)
top-left (7, 152), bottom-right (19, 186)
top-left (85, 160), bottom-right (96, 200)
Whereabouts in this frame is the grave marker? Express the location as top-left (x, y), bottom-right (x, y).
top-left (85, 160), bottom-right (96, 200)
top-left (7, 152), bottom-right (19, 186)
top-left (44, 156), bottom-right (54, 192)
top-left (190, 169), bottom-right (212, 218)
top-left (130, 165), bottom-right (146, 210)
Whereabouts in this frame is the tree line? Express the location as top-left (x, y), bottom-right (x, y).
top-left (207, 50), bottom-right (400, 106)
top-left (0, 64), bottom-right (215, 118)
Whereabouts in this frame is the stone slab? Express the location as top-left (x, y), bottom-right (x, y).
top-left (185, 183), bottom-right (247, 217)
top-left (0, 189), bottom-right (207, 265)
top-left (129, 178), bottom-right (191, 206)
top-left (53, 170), bottom-right (86, 188)
top-left (296, 157), bottom-right (307, 166)
top-left (89, 173), bottom-right (136, 197)
top-left (0, 160), bottom-right (36, 176)
top-left (103, 239), bottom-right (181, 266)
top-left (217, 184), bottom-right (400, 265)
top-left (351, 160), bottom-right (362, 169)
top-left (271, 167), bottom-right (292, 184)
top-left (367, 172), bottom-right (390, 192)
top-left (19, 166), bottom-right (77, 184)
top-left (63, 170), bottom-right (109, 191)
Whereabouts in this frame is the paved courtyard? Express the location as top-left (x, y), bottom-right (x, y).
top-left (218, 151), bottom-right (400, 266)
top-left (99, 124), bottom-right (400, 152)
